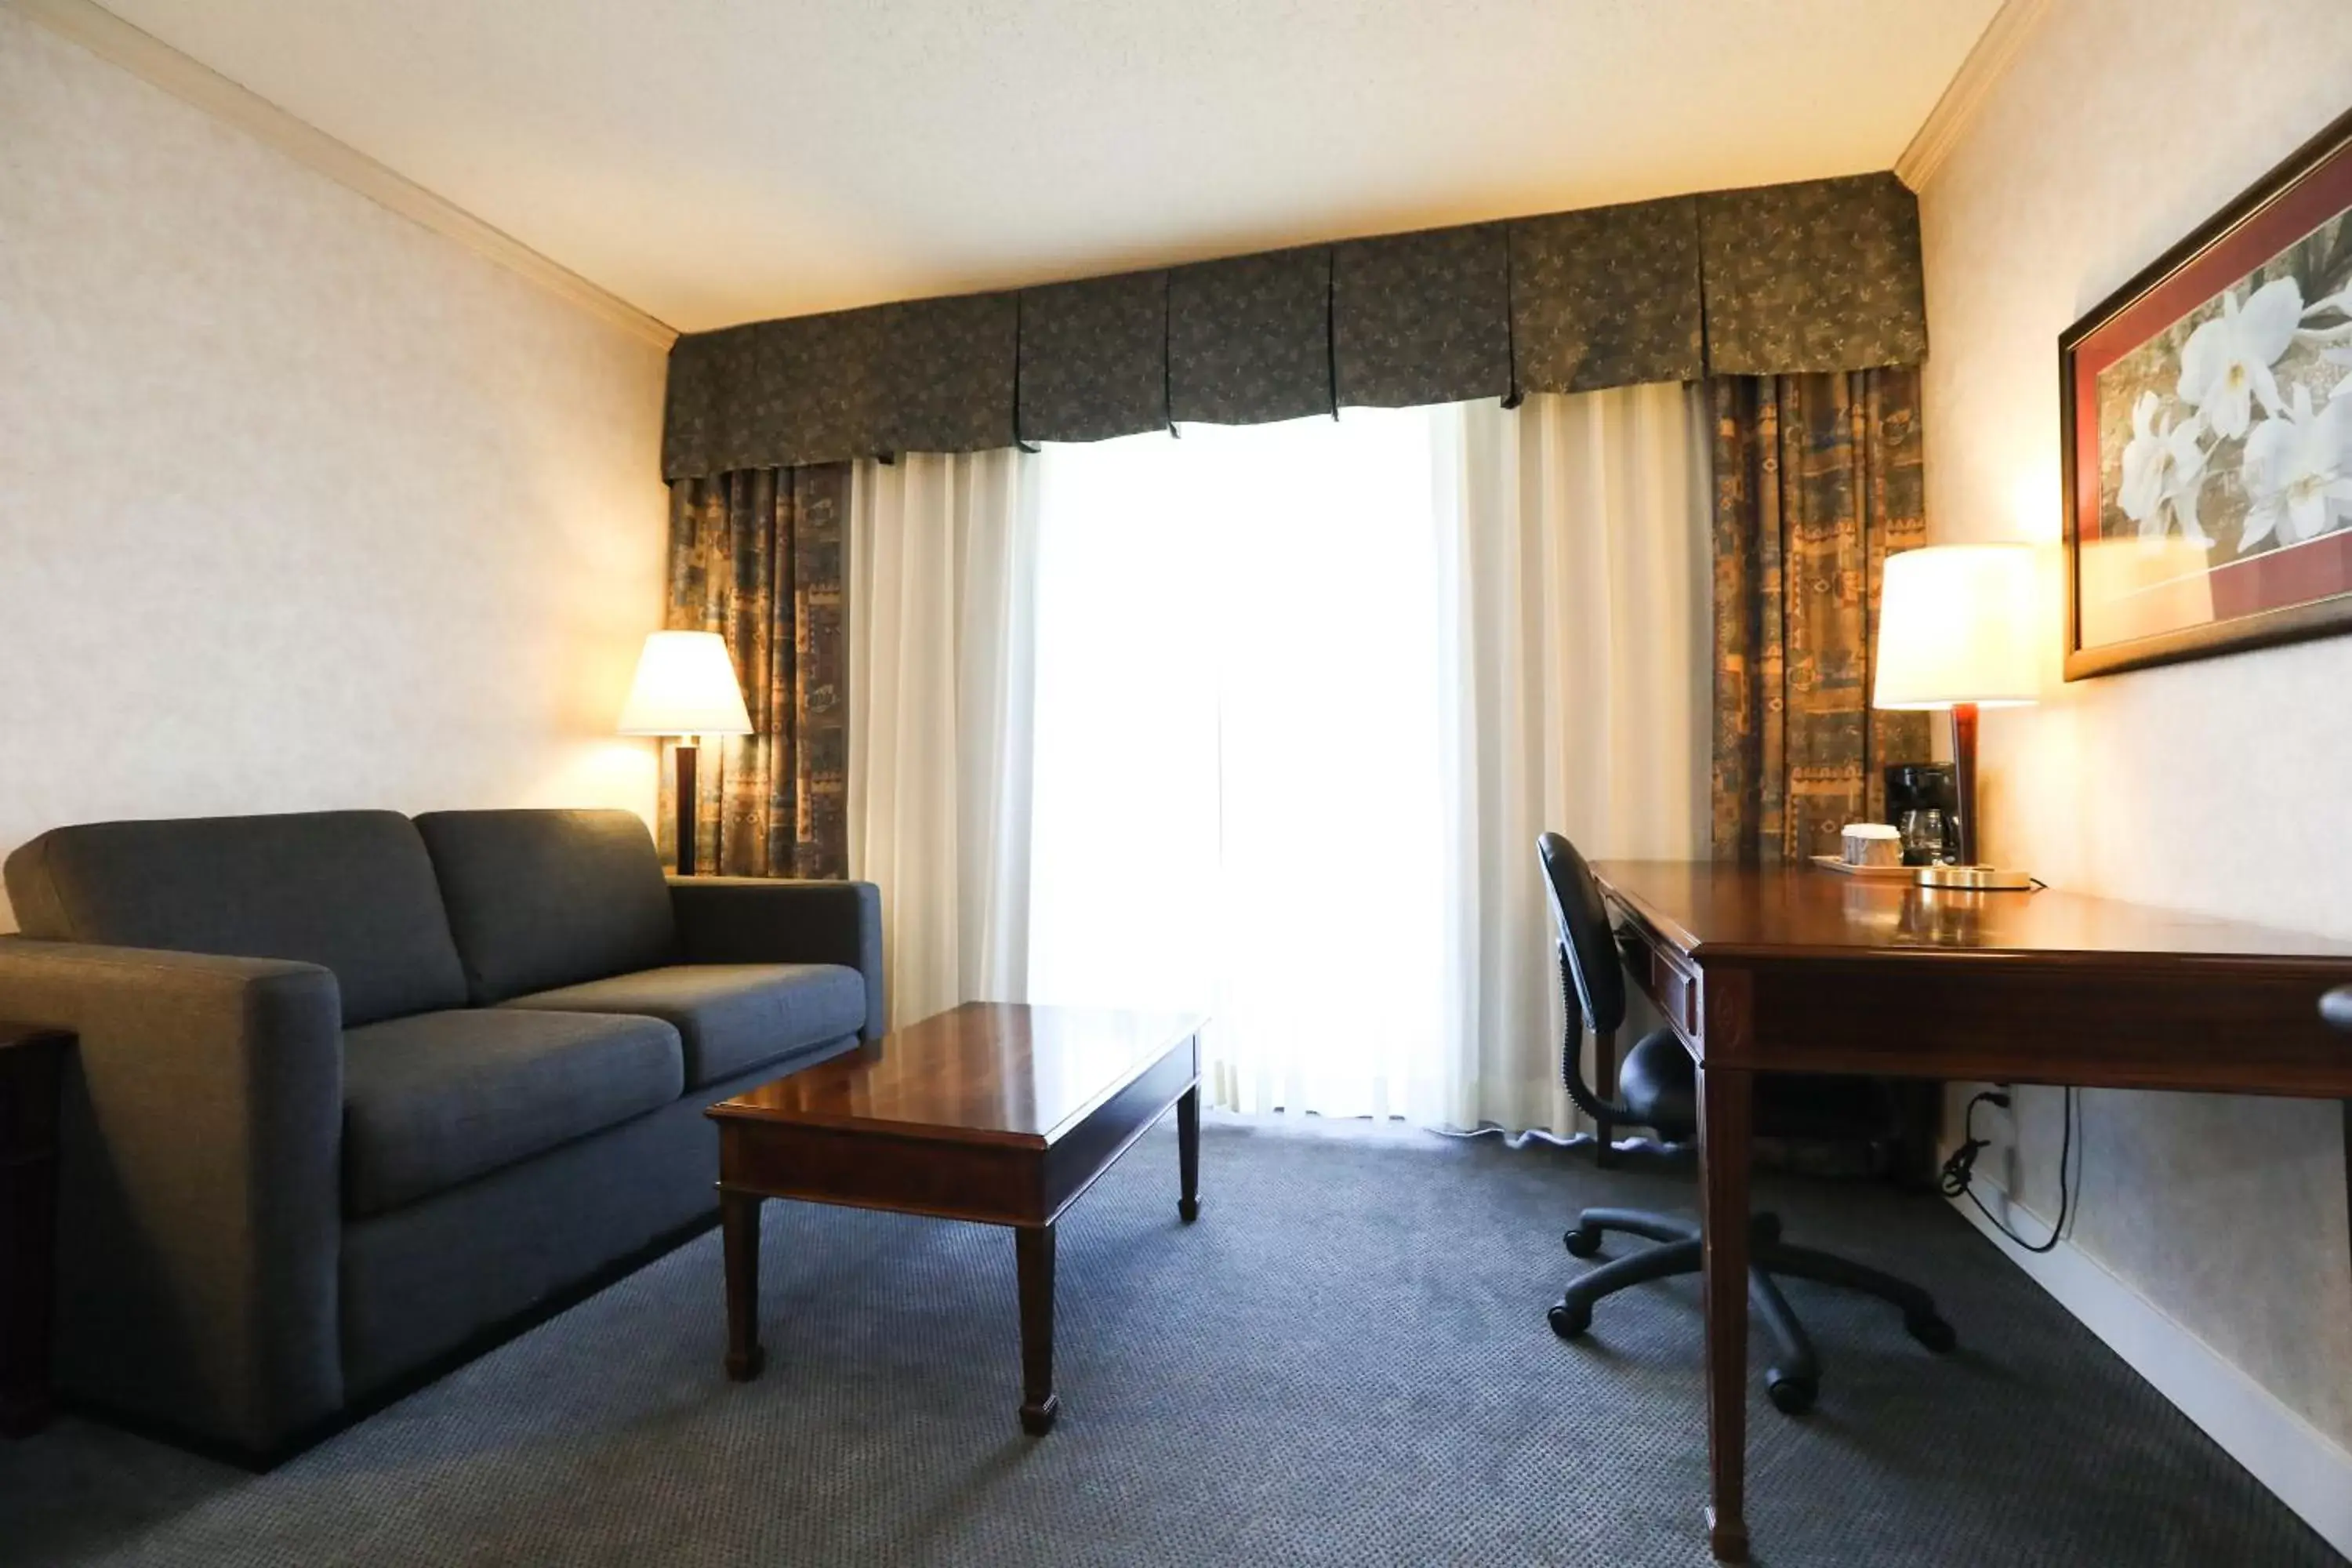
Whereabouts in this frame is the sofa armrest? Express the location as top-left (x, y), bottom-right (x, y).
top-left (667, 877), bottom-right (885, 1041)
top-left (0, 938), bottom-right (344, 1453)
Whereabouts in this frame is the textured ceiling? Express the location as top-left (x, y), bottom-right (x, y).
top-left (93, 0), bottom-right (1999, 333)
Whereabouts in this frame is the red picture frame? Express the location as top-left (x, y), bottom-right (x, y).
top-left (2061, 105), bottom-right (2352, 681)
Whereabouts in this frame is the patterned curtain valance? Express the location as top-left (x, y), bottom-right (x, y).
top-left (1333, 223), bottom-right (1513, 409)
top-left (663, 293), bottom-right (1018, 475)
top-left (1697, 175), bottom-right (1926, 376)
top-left (1168, 246), bottom-right (1331, 426)
top-left (1512, 195), bottom-right (1706, 392)
top-left (1018, 270), bottom-right (1168, 443)
top-left (661, 171), bottom-right (1925, 481)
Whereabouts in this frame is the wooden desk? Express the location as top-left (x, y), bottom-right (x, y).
top-left (1593, 861), bottom-right (2352, 1564)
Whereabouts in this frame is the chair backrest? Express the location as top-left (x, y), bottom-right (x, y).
top-left (1537, 830), bottom-right (1626, 1036)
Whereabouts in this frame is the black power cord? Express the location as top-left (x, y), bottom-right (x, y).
top-left (1939, 1087), bottom-right (2078, 1254)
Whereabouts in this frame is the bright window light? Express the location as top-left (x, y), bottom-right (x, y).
top-left (1027, 410), bottom-right (1448, 1118)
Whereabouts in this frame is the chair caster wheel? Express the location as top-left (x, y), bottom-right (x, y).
top-left (1548, 1300), bottom-right (1592, 1340)
top-left (1907, 1313), bottom-right (1958, 1354)
top-left (1563, 1225), bottom-right (1603, 1258)
top-left (1766, 1374), bottom-right (1817, 1415)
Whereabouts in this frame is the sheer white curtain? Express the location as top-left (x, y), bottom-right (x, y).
top-left (1432, 385), bottom-right (1712, 1135)
top-left (845, 448), bottom-right (1040, 1026)
top-left (847, 387), bottom-right (1709, 1133)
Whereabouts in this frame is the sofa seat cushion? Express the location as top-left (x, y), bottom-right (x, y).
top-left (499, 964), bottom-right (867, 1087)
top-left (343, 1008), bottom-right (684, 1218)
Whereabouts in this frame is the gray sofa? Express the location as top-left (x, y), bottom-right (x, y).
top-left (0, 807), bottom-right (883, 1457)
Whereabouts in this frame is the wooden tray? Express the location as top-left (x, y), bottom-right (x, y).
top-left (1809, 855), bottom-right (1916, 881)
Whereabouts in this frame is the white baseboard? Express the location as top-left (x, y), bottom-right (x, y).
top-left (1951, 1187), bottom-right (2352, 1559)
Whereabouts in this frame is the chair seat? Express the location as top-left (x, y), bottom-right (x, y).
top-left (1619, 1028), bottom-right (1697, 1134)
top-left (499, 963), bottom-right (866, 1087)
top-left (343, 1008), bottom-right (684, 1218)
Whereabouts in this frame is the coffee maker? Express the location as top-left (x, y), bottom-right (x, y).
top-left (1884, 763), bottom-right (1962, 866)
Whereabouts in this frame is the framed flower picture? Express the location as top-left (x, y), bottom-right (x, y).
top-left (2062, 107), bottom-right (2352, 680)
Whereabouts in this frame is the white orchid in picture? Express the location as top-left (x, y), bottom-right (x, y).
top-left (2093, 212), bottom-right (2352, 566)
top-left (2074, 140), bottom-right (2352, 672)
top-left (2176, 278), bottom-right (2302, 439)
top-left (2240, 383), bottom-right (2352, 551)
top-left (2118, 390), bottom-right (2210, 542)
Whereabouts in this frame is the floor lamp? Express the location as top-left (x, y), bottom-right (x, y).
top-left (1872, 545), bottom-right (2038, 871)
top-left (619, 631), bottom-right (753, 877)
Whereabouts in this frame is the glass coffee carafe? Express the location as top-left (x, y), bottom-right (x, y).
top-left (1884, 764), bottom-right (1962, 866)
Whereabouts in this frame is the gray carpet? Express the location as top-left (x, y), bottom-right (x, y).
top-left (0, 1114), bottom-right (2339, 1567)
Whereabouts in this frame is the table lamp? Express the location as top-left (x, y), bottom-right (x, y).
top-left (1871, 544), bottom-right (2038, 877)
top-left (619, 631), bottom-right (753, 876)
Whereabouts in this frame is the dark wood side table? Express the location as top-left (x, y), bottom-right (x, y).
top-left (0, 1023), bottom-right (71, 1438)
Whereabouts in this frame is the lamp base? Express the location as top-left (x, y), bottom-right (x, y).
top-left (1949, 702), bottom-right (1980, 868)
top-left (674, 740), bottom-right (699, 878)
top-left (1916, 863), bottom-right (2034, 891)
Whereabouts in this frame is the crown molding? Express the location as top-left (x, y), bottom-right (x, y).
top-left (1895, 0), bottom-right (2055, 191)
top-left (5, 0), bottom-right (677, 350)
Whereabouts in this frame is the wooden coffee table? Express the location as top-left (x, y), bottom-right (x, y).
top-left (708, 1002), bottom-right (1204, 1434)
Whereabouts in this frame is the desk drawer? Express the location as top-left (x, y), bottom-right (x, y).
top-left (1619, 922), bottom-right (1700, 1041)
top-left (1652, 948), bottom-right (1700, 1040)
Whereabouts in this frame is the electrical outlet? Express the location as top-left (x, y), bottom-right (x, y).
top-left (1981, 1086), bottom-right (2019, 1191)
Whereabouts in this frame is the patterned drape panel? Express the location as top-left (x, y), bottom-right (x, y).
top-left (662, 463), bottom-right (851, 877)
top-left (1710, 368), bottom-right (1929, 862)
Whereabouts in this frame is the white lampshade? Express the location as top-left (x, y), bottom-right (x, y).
top-left (617, 631), bottom-right (753, 737)
top-left (1873, 545), bottom-right (2040, 710)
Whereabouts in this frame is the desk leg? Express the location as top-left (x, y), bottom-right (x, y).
top-left (1698, 1062), bottom-right (1753, 1564)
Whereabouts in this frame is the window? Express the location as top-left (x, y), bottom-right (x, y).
top-left (1026, 411), bottom-right (1450, 1117)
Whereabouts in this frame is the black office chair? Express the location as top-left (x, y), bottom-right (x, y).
top-left (1537, 831), bottom-right (1955, 1414)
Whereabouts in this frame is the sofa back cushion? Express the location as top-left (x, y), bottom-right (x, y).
top-left (3, 810), bottom-right (467, 1027)
top-left (412, 809), bottom-right (677, 1004)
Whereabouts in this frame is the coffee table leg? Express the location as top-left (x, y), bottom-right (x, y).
top-left (1176, 1083), bottom-right (1202, 1223)
top-left (1016, 1223), bottom-right (1058, 1434)
top-left (721, 1189), bottom-right (765, 1381)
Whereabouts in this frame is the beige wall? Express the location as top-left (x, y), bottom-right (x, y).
top-left (0, 8), bottom-right (670, 930)
top-left (1918, 0), bottom-right (2352, 1447)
